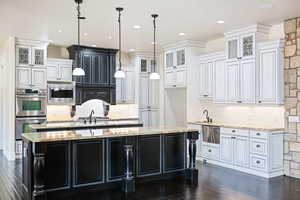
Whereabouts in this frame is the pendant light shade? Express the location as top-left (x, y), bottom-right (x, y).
top-left (114, 7), bottom-right (125, 79)
top-left (72, 0), bottom-right (85, 77)
top-left (150, 14), bottom-right (160, 80)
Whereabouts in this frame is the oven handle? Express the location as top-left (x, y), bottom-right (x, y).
top-left (16, 117), bottom-right (47, 121)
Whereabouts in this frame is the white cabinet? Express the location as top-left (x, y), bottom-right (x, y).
top-left (220, 134), bottom-right (234, 164)
top-left (226, 61), bottom-right (240, 103)
top-left (198, 62), bottom-right (213, 98)
top-left (116, 69), bottom-right (135, 104)
top-left (234, 136), bottom-right (250, 167)
top-left (239, 59), bottom-right (256, 103)
top-left (214, 58), bottom-right (227, 103)
top-left (139, 109), bottom-right (160, 127)
top-left (226, 34), bottom-right (255, 62)
top-left (47, 58), bottom-right (73, 82)
top-left (139, 74), bottom-right (149, 108)
top-left (164, 48), bottom-right (187, 88)
top-left (16, 67), bottom-right (47, 89)
top-left (16, 45), bottom-right (46, 67)
top-left (258, 40), bottom-right (284, 104)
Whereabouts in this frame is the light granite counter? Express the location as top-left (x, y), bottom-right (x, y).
top-left (22, 126), bottom-right (199, 143)
top-left (188, 121), bottom-right (285, 132)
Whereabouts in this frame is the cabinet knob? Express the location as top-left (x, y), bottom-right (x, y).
top-left (256, 144), bottom-right (261, 148)
top-left (256, 133), bottom-right (261, 136)
top-left (258, 100), bottom-right (262, 103)
top-left (208, 149), bottom-right (211, 153)
top-left (236, 101), bottom-right (242, 103)
top-left (232, 130), bottom-right (236, 133)
top-left (203, 95), bottom-right (208, 97)
top-left (256, 160), bottom-right (261, 164)
top-left (173, 85), bottom-right (176, 87)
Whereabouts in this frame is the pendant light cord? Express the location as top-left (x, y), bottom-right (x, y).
top-left (77, 2), bottom-right (81, 68)
top-left (117, 8), bottom-right (122, 71)
top-left (152, 14), bottom-right (158, 73)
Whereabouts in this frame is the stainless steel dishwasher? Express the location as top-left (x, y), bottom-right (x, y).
top-left (202, 125), bottom-right (220, 145)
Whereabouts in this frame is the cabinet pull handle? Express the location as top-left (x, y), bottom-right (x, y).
top-left (203, 95), bottom-right (208, 97)
top-left (258, 100), bottom-right (262, 103)
top-left (173, 85), bottom-right (176, 87)
top-left (256, 160), bottom-right (261, 164)
top-left (236, 101), bottom-right (242, 103)
top-left (208, 149), bottom-right (211, 153)
top-left (231, 136), bottom-right (236, 139)
top-left (256, 133), bottom-right (261, 136)
top-left (232, 130), bottom-right (236, 133)
top-left (256, 144), bottom-right (260, 148)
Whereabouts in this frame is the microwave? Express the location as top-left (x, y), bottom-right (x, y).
top-left (48, 82), bottom-right (76, 105)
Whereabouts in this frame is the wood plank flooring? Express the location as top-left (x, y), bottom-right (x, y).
top-left (1, 150), bottom-right (300, 200)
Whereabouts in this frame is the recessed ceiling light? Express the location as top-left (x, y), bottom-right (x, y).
top-left (91, 44), bottom-right (97, 47)
top-left (58, 30), bottom-right (62, 33)
top-left (133, 25), bottom-right (141, 29)
top-left (129, 49), bottom-right (135, 52)
top-left (108, 36), bottom-right (112, 39)
top-left (217, 20), bottom-right (225, 24)
top-left (178, 32), bottom-right (186, 36)
top-left (84, 33), bottom-right (88, 36)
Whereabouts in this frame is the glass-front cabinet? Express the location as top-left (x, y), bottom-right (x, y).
top-left (176, 49), bottom-right (185, 67)
top-left (16, 45), bottom-right (46, 67)
top-left (226, 34), bottom-right (255, 61)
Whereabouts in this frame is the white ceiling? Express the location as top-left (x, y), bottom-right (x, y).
top-left (0, 0), bottom-right (299, 52)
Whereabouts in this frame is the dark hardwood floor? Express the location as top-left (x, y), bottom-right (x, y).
top-left (1, 150), bottom-right (300, 200)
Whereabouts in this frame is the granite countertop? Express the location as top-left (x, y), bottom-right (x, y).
top-left (30, 118), bottom-right (142, 130)
top-left (22, 126), bottom-right (199, 143)
top-left (188, 121), bottom-right (285, 132)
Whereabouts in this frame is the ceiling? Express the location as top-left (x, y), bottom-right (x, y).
top-left (0, 0), bottom-right (299, 52)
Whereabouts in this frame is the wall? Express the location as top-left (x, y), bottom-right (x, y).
top-left (47, 45), bottom-right (69, 59)
top-left (0, 37), bottom-right (16, 160)
top-left (0, 50), bottom-right (3, 150)
top-left (187, 23), bottom-right (285, 128)
top-left (283, 17), bottom-right (300, 178)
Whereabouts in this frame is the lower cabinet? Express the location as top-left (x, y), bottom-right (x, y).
top-left (45, 142), bottom-right (71, 191)
top-left (220, 134), bottom-right (234, 164)
top-left (163, 133), bottom-right (186, 173)
top-left (73, 140), bottom-right (105, 187)
top-left (137, 135), bottom-right (161, 176)
top-left (139, 109), bottom-right (160, 127)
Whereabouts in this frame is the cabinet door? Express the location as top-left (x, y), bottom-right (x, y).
top-left (226, 37), bottom-right (239, 62)
top-left (82, 54), bottom-right (92, 84)
top-left (241, 34), bottom-right (255, 60)
top-left (214, 59), bottom-right (227, 103)
top-left (234, 136), bottom-right (249, 167)
top-left (165, 52), bottom-right (174, 69)
top-left (149, 78), bottom-right (159, 109)
top-left (92, 54), bottom-right (109, 85)
top-left (59, 65), bottom-right (73, 81)
top-left (47, 63), bottom-right (59, 81)
top-left (139, 74), bottom-right (149, 109)
top-left (165, 70), bottom-right (176, 88)
top-left (175, 68), bottom-right (186, 87)
top-left (31, 68), bottom-right (47, 89)
top-left (220, 134), bottom-right (234, 164)
top-left (199, 63), bottom-right (208, 97)
top-left (124, 71), bottom-right (135, 103)
top-left (32, 47), bottom-right (46, 66)
top-left (259, 49), bottom-right (277, 104)
top-left (16, 67), bottom-right (32, 88)
top-left (139, 109), bottom-right (149, 127)
top-left (227, 61), bottom-right (240, 103)
top-left (176, 49), bottom-right (185, 67)
top-left (207, 61), bottom-right (214, 97)
top-left (140, 59), bottom-right (148, 73)
top-left (16, 45), bottom-right (31, 67)
top-left (116, 78), bottom-right (124, 103)
top-left (149, 109), bottom-right (160, 127)
top-left (107, 138), bottom-right (125, 181)
top-left (240, 59), bottom-right (255, 103)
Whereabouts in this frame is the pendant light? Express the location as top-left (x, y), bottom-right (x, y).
top-left (72, 0), bottom-right (85, 76)
top-left (114, 7), bottom-right (125, 79)
top-left (149, 14), bottom-right (160, 80)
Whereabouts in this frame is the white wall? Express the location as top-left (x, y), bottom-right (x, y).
top-left (186, 23), bottom-right (285, 128)
top-left (0, 37), bottom-right (16, 160)
top-left (0, 50), bottom-right (4, 150)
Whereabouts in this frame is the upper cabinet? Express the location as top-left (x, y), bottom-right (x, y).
top-left (47, 58), bottom-right (73, 82)
top-left (226, 34), bottom-right (255, 62)
top-left (15, 38), bottom-right (49, 89)
top-left (116, 69), bottom-right (135, 104)
top-left (163, 41), bottom-right (206, 89)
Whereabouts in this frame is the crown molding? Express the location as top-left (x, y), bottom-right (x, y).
top-left (162, 40), bottom-right (206, 51)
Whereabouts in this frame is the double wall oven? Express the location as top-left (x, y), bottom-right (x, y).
top-left (15, 89), bottom-right (47, 140)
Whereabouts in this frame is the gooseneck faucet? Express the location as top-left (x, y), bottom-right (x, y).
top-left (89, 110), bottom-right (95, 124)
top-left (203, 109), bottom-right (210, 123)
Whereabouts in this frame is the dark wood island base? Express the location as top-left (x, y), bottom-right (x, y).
top-left (22, 127), bottom-right (199, 200)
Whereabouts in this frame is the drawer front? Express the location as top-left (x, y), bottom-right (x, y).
top-left (250, 130), bottom-right (268, 139)
top-left (221, 127), bottom-right (249, 137)
top-left (250, 154), bottom-right (267, 171)
top-left (250, 139), bottom-right (267, 156)
top-left (202, 145), bottom-right (219, 161)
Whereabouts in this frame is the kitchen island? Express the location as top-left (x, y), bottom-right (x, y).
top-left (22, 127), bottom-right (199, 200)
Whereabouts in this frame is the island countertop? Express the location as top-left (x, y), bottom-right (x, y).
top-left (22, 126), bottom-right (199, 143)
top-left (29, 118), bottom-right (143, 131)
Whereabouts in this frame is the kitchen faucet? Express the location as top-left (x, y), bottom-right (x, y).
top-left (203, 109), bottom-right (212, 123)
top-left (89, 110), bottom-right (95, 124)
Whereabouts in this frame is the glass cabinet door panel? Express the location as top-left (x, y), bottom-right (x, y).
top-left (176, 49), bottom-right (185, 66)
top-left (228, 39), bottom-right (238, 59)
top-left (242, 36), bottom-right (254, 57)
top-left (33, 48), bottom-right (45, 65)
top-left (166, 52), bottom-right (174, 68)
top-left (141, 59), bottom-right (148, 72)
top-left (17, 46), bottom-right (31, 66)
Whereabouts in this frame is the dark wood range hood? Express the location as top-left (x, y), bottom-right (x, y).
top-left (67, 45), bottom-right (118, 105)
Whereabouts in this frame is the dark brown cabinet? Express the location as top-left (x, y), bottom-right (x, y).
top-left (107, 138), bottom-right (125, 182)
top-left (67, 45), bottom-right (117, 105)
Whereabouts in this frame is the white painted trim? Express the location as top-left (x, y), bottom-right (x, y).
top-left (257, 39), bottom-right (285, 50)
top-left (16, 38), bottom-right (49, 47)
top-left (47, 58), bottom-right (73, 64)
top-left (162, 40), bottom-right (206, 51)
top-left (198, 51), bottom-right (226, 61)
top-left (129, 51), bottom-right (154, 58)
top-left (224, 24), bottom-right (272, 37)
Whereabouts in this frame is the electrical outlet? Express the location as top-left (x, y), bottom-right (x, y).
top-left (288, 116), bottom-right (300, 123)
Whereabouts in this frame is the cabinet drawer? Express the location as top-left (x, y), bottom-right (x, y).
top-left (250, 130), bottom-right (268, 139)
top-left (250, 139), bottom-right (267, 156)
top-left (221, 127), bottom-right (249, 137)
top-left (250, 154), bottom-right (267, 171)
top-left (202, 145), bottom-right (219, 161)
